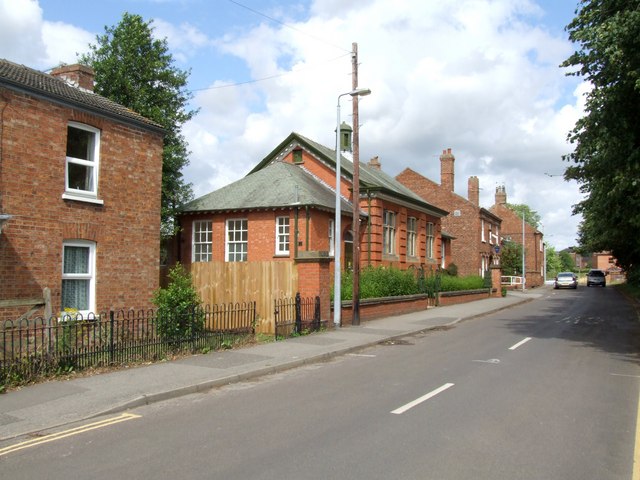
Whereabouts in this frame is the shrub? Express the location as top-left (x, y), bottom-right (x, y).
top-left (337, 265), bottom-right (485, 301)
top-left (437, 274), bottom-right (485, 292)
top-left (339, 266), bottom-right (419, 300)
top-left (444, 263), bottom-right (458, 276)
top-left (152, 263), bottom-right (204, 340)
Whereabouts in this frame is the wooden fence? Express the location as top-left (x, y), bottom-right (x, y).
top-left (190, 261), bottom-right (299, 334)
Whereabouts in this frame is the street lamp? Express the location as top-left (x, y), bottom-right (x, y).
top-left (334, 87), bottom-right (371, 329)
top-left (521, 210), bottom-right (526, 292)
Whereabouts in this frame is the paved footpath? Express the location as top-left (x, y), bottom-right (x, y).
top-left (0, 291), bottom-right (540, 441)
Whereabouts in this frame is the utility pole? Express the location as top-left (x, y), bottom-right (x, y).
top-left (351, 42), bottom-right (361, 326)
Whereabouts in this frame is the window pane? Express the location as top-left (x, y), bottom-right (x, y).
top-left (227, 219), bottom-right (248, 262)
top-left (61, 279), bottom-right (89, 310)
top-left (66, 126), bottom-right (93, 161)
top-left (68, 162), bottom-right (94, 191)
top-left (193, 221), bottom-right (213, 262)
top-left (64, 246), bottom-right (89, 274)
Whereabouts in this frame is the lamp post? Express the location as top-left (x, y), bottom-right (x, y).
top-left (521, 210), bottom-right (526, 292)
top-left (334, 87), bottom-right (371, 329)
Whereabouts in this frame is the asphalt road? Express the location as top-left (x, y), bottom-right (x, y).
top-left (2, 286), bottom-right (639, 479)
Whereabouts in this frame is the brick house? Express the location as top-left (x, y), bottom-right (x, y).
top-left (489, 185), bottom-right (544, 288)
top-left (0, 59), bottom-right (164, 320)
top-left (176, 130), bottom-right (448, 320)
top-left (396, 148), bottom-right (502, 277)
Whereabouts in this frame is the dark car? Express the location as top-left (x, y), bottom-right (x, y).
top-left (586, 269), bottom-right (607, 287)
top-left (554, 272), bottom-right (577, 289)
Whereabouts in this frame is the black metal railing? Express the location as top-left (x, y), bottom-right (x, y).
top-left (274, 293), bottom-right (324, 340)
top-left (1, 302), bottom-right (256, 385)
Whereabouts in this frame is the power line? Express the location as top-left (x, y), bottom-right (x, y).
top-left (227, 0), bottom-right (350, 53)
top-left (190, 52), bottom-right (351, 91)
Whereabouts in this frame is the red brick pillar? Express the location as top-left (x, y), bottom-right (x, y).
top-left (296, 253), bottom-right (331, 323)
top-left (490, 265), bottom-right (503, 297)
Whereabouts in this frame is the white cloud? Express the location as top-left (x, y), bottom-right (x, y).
top-left (41, 21), bottom-right (93, 66)
top-left (0, 0), bottom-right (92, 68)
top-left (152, 18), bottom-right (213, 63)
top-left (0, 0), bottom-right (47, 65)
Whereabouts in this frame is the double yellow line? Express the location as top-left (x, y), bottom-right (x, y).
top-left (0, 413), bottom-right (141, 457)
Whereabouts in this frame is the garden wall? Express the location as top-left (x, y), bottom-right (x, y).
top-left (436, 289), bottom-right (491, 306)
top-left (335, 289), bottom-right (490, 326)
top-left (337, 294), bottom-right (433, 326)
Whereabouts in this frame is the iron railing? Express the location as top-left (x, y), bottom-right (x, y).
top-left (1, 302), bottom-right (256, 384)
top-left (274, 294), bottom-right (324, 340)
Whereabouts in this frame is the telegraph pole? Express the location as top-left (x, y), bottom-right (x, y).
top-left (351, 42), bottom-right (361, 326)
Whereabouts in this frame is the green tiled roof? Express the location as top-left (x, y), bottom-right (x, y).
top-left (251, 132), bottom-right (448, 217)
top-left (181, 161), bottom-right (353, 214)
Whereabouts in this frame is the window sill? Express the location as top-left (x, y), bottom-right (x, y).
top-left (274, 253), bottom-right (290, 258)
top-left (62, 193), bottom-right (104, 206)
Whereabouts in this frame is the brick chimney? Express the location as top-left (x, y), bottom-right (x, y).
top-left (468, 176), bottom-right (479, 206)
top-left (495, 185), bottom-right (507, 205)
top-left (368, 156), bottom-right (381, 170)
top-left (440, 148), bottom-right (455, 192)
top-left (51, 64), bottom-right (95, 91)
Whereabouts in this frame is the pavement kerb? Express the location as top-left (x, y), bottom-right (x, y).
top-left (87, 294), bottom-right (535, 421)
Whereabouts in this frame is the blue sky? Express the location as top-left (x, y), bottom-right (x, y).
top-left (0, 0), bottom-right (587, 251)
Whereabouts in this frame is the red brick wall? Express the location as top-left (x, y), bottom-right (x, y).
top-left (397, 168), bottom-right (499, 277)
top-left (437, 290), bottom-right (490, 306)
top-left (490, 202), bottom-right (544, 287)
top-left (0, 87), bottom-right (163, 320)
top-left (179, 208), bottom-right (339, 263)
top-left (338, 295), bottom-right (433, 325)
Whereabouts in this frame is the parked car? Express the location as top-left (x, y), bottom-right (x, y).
top-left (586, 269), bottom-right (607, 287)
top-left (554, 272), bottom-right (577, 289)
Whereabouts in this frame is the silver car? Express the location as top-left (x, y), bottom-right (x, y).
top-left (554, 272), bottom-right (577, 289)
top-left (587, 269), bottom-right (607, 287)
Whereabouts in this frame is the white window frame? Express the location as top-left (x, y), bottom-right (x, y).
top-left (329, 219), bottom-right (335, 257)
top-left (275, 216), bottom-right (290, 256)
top-left (192, 220), bottom-right (213, 262)
top-left (407, 217), bottom-right (417, 258)
top-left (383, 210), bottom-right (396, 255)
top-left (226, 218), bottom-right (248, 262)
top-left (481, 219), bottom-right (486, 242)
top-left (62, 122), bottom-right (103, 205)
top-left (426, 222), bottom-right (435, 259)
top-left (61, 240), bottom-right (96, 316)
top-left (491, 225), bottom-right (500, 245)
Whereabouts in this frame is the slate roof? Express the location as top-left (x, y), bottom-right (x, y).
top-left (181, 161), bottom-right (354, 214)
top-left (250, 132), bottom-right (448, 218)
top-left (0, 58), bottom-right (163, 133)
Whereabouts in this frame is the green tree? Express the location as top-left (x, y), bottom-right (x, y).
top-left (545, 245), bottom-right (563, 278)
top-left (80, 12), bottom-right (197, 236)
top-left (500, 240), bottom-right (524, 276)
top-left (506, 203), bottom-right (541, 228)
top-left (559, 251), bottom-right (576, 272)
top-left (561, 0), bottom-right (640, 284)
